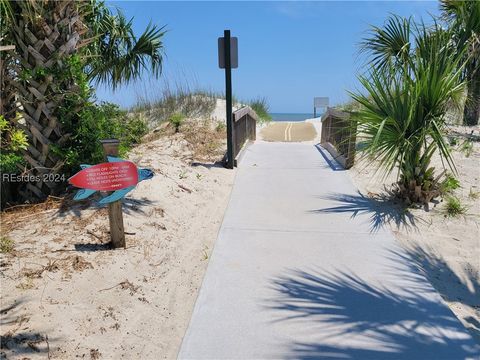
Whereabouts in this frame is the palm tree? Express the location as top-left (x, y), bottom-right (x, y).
top-left (0, 0), bottom-right (88, 198)
top-left (353, 17), bottom-right (466, 204)
top-left (0, 0), bottom-right (165, 199)
top-left (84, 1), bottom-right (166, 90)
top-left (440, 0), bottom-right (480, 125)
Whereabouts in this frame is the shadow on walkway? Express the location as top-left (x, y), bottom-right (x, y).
top-left (394, 246), bottom-right (480, 343)
top-left (314, 144), bottom-right (344, 171)
top-left (311, 191), bottom-right (416, 233)
top-left (268, 266), bottom-right (479, 359)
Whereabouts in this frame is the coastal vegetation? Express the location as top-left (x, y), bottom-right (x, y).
top-left (0, 115), bottom-right (28, 174)
top-left (350, 2), bottom-right (479, 205)
top-left (440, 173), bottom-right (461, 194)
top-left (132, 82), bottom-right (218, 124)
top-left (0, 235), bottom-right (14, 253)
top-left (441, 0), bottom-right (480, 126)
top-left (0, 0), bottom-right (272, 207)
top-left (0, 0), bottom-right (164, 201)
top-left (169, 113), bottom-right (186, 133)
top-left (65, 102), bottom-right (148, 172)
top-left (444, 195), bottom-right (468, 217)
top-left (248, 97), bottom-right (272, 123)
top-left (0, 1), bottom-right (478, 356)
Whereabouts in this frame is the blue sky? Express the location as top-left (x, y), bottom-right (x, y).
top-left (96, 1), bottom-right (440, 113)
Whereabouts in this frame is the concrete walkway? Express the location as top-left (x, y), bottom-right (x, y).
top-left (179, 142), bottom-right (480, 359)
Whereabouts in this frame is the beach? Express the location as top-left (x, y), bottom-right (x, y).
top-left (0, 105), bottom-right (236, 359)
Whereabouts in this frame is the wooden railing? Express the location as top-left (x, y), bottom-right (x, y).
top-left (320, 107), bottom-right (356, 169)
top-left (226, 106), bottom-right (257, 167)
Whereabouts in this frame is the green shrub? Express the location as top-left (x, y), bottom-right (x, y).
top-left (0, 115), bottom-right (27, 174)
top-left (0, 153), bottom-right (25, 174)
top-left (55, 102), bottom-right (148, 174)
top-left (441, 174), bottom-right (460, 194)
top-left (168, 113), bottom-right (185, 133)
top-left (444, 196), bottom-right (467, 217)
top-left (215, 121), bottom-right (226, 132)
top-left (249, 97), bottom-right (272, 123)
top-left (124, 115), bottom-right (149, 145)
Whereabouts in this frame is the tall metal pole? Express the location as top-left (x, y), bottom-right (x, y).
top-left (224, 30), bottom-right (234, 169)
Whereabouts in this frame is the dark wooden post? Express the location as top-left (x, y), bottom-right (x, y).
top-left (224, 30), bottom-right (235, 169)
top-left (100, 139), bottom-right (126, 248)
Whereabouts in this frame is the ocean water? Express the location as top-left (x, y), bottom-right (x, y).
top-left (269, 113), bottom-right (321, 121)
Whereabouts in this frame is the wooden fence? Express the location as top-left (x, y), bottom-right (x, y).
top-left (320, 107), bottom-right (356, 169)
top-left (226, 106), bottom-right (257, 167)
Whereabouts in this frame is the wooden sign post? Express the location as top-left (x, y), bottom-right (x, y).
top-left (100, 139), bottom-right (126, 248)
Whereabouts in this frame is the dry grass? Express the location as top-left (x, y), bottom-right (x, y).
top-left (182, 119), bottom-right (226, 162)
top-left (0, 236), bottom-right (14, 253)
top-left (1, 196), bottom-right (65, 233)
top-left (142, 117), bottom-right (227, 163)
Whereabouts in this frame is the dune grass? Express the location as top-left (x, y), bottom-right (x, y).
top-left (131, 79), bottom-right (217, 128)
top-left (248, 97), bottom-right (272, 123)
top-left (444, 196), bottom-right (468, 217)
top-left (131, 78), bottom-right (273, 136)
top-left (0, 236), bottom-right (14, 254)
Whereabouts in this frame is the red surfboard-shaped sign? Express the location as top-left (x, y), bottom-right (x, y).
top-left (69, 161), bottom-right (138, 191)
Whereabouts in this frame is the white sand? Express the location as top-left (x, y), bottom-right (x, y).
top-left (210, 99), bottom-right (240, 123)
top-left (2, 110), bottom-right (478, 359)
top-left (1, 126), bottom-right (235, 357)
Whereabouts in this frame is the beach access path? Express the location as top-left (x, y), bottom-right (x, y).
top-left (260, 121), bottom-right (317, 142)
top-left (178, 140), bottom-right (480, 359)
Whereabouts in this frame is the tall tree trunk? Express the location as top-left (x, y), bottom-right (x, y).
top-left (463, 64), bottom-right (480, 126)
top-left (6, 0), bottom-right (85, 199)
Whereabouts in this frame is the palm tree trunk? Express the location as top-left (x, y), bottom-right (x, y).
top-left (463, 65), bottom-right (480, 126)
top-left (6, 1), bottom-right (84, 199)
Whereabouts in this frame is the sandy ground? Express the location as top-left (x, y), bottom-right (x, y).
top-left (348, 125), bottom-right (480, 343)
top-left (210, 99), bottom-right (240, 123)
top-left (2, 112), bottom-right (478, 358)
top-left (1, 125), bottom-right (235, 358)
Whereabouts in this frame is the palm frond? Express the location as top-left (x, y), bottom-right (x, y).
top-left (361, 14), bottom-right (412, 73)
top-left (85, 3), bottom-right (166, 90)
top-left (352, 14), bottom-right (467, 200)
